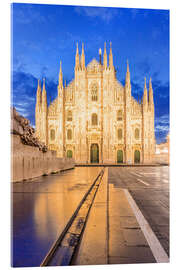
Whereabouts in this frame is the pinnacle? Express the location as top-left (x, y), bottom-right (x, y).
top-left (42, 78), bottom-right (46, 93)
top-left (144, 77), bottom-right (147, 89)
top-left (127, 59), bottom-right (129, 72)
top-left (76, 42), bottom-right (79, 55)
top-left (149, 77), bottom-right (152, 89)
top-left (104, 42), bottom-right (107, 54)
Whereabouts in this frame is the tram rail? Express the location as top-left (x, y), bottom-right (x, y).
top-left (40, 168), bottom-right (105, 267)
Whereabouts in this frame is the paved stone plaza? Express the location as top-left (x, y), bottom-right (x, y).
top-left (12, 166), bottom-right (169, 267)
top-left (108, 166), bottom-right (169, 261)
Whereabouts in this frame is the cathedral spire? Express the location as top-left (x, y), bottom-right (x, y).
top-left (125, 60), bottom-right (131, 97)
top-left (58, 61), bottom-right (63, 98)
top-left (125, 60), bottom-right (130, 85)
top-left (59, 61), bottom-right (63, 87)
top-left (42, 78), bottom-right (47, 108)
top-left (103, 42), bottom-right (107, 69)
top-left (99, 48), bottom-right (102, 65)
top-left (81, 42), bottom-right (85, 70)
top-left (149, 77), bottom-right (154, 109)
top-left (127, 59), bottom-right (129, 73)
top-left (109, 42), bottom-right (113, 69)
top-left (75, 42), bottom-right (80, 69)
top-left (143, 77), bottom-right (148, 107)
top-left (42, 78), bottom-right (45, 92)
top-left (36, 79), bottom-right (41, 105)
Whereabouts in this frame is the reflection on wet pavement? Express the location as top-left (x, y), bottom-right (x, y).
top-left (12, 167), bottom-right (101, 267)
top-left (12, 166), bottom-right (169, 267)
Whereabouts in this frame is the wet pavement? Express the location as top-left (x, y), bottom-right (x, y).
top-left (108, 166), bottom-right (169, 256)
top-left (12, 166), bottom-right (169, 267)
top-left (12, 167), bottom-right (101, 267)
top-left (108, 185), bottom-right (156, 264)
top-left (73, 168), bottom-right (108, 265)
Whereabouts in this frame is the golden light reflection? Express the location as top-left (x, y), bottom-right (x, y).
top-left (33, 167), bottom-right (101, 242)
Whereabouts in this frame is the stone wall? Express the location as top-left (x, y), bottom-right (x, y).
top-left (11, 135), bottom-right (75, 182)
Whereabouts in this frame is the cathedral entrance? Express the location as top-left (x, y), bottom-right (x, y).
top-left (117, 150), bottom-right (123, 163)
top-left (67, 150), bottom-right (73, 158)
top-left (134, 150), bottom-right (140, 163)
top-left (90, 144), bottom-right (99, 163)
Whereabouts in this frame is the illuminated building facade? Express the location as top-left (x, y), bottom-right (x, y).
top-left (35, 43), bottom-right (155, 164)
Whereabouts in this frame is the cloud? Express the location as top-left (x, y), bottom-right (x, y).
top-left (155, 125), bottom-right (169, 132)
top-left (153, 80), bottom-right (169, 98)
top-left (12, 3), bottom-right (46, 25)
top-left (41, 66), bottom-right (49, 79)
top-left (18, 40), bottom-right (41, 52)
top-left (13, 56), bottom-right (27, 73)
top-left (131, 81), bottom-right (143, 95)
top-left (155, 114), bottom-right (169, 125)
top-left (74, 6), bottom-right (118, 23)
top-left (155, 114), bottom-right (169, 144)
top-left (136, 58), bottom-right (151, 76)
top-left (12, 71), bottom-right (37, 125)
top-left (12, 71), bottom-right (58, 126)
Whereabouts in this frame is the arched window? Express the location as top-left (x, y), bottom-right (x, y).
top-left (117, 128), bottom-right (122, 140)
top-left (67, 110), bottom-right (72, 121)
top-left (117, 110), bottom-right (123, 121)
top-left (67, 150), bottom-right (73, 158)
top-left (135, 128), bottom-right (140, 139)
top-left (91, 83), bottom-right (98, 101)
top-left (50, 129), bottom-right (55, 141)
top-left (67, 129), bottom-right (72, 140)
top-left (92, 113), bottom-right (98, 126)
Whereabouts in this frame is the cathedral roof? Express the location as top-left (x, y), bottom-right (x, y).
top-left (66, 79), bottom-right (75, 89)
top-left (115, 79), bottom-right (123, 89)
top-left (48, 98), bottom-right (58, 115)
top-left (87, 58), bottom-right (102, 72)
top-left (65, 80), bottom-right (74, 103)
top-left (131, 96), bottom-right (142, 115)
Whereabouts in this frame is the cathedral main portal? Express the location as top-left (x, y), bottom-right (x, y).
top-left (90, 144), bottom-right (99, 163)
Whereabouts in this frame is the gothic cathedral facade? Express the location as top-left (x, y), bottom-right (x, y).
top-left (35, 43), bottom-right (155, 164)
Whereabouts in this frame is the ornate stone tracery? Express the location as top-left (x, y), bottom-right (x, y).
top-left (91, 83), bottom-right (98, 101)
top-left (35, 43), bottom-right (155, 164)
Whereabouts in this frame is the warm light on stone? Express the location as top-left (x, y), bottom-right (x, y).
top-left (35, 43), bottom-right (155, 164)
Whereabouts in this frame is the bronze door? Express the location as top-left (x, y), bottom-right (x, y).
top-left (90, 144), bottom-right (99, 163)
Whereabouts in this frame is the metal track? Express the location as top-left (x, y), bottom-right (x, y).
top-left (40, 168), bottom-right (105, 267)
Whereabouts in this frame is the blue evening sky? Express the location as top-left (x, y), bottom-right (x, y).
top-left (11, 3), bottom-right (169, 144)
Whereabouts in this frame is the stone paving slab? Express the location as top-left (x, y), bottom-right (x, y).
top-left (108, 184), bottom-right (156, 264)
top-left (109, 253), bottom-right (154, 264)
top-left (123, 229), bottom-right (149, 246)
top-left (119, 216), bottom-right (139, 228)
top-left (150, 215), bottom-right (169, 226)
